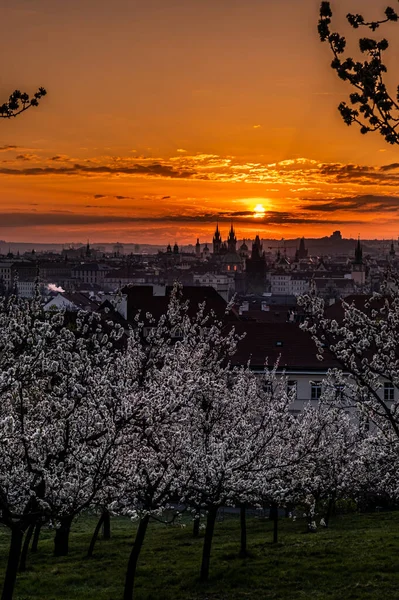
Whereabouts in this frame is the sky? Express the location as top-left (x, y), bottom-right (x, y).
top-left (1, 0), bottom-right (399, 245)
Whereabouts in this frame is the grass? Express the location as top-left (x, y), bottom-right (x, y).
top-left (2, 511), bottom-right (399, 599)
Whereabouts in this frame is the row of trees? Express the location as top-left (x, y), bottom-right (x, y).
top-left (2, 285), bottom-right (399, 600)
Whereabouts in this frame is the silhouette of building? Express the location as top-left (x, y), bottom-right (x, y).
top-left (227, 224), bottom-right (237, 253)
top-left (245, 235), bottom-right (267, 294)
top-left (352, 238), bottom-right (366, 287)
top-left (213, 224), bottom-right (222, 255)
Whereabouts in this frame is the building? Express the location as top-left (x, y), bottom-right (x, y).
top-left (351, 238), bottom-right (366, 287)
top-left (245, 236), bottom-right (267, 294)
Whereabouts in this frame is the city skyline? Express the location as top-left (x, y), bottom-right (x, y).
top-left (1, 0), bottom-right (399, 243)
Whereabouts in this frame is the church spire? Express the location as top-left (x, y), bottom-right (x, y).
top-left (195, 237), bottom-right (201, 258)
top-left (227, 222), bottom-right (237, 252)
top-left (354, 236), bottom-right (363, 265)
top-left (213, 223), bottom-right (222, 255)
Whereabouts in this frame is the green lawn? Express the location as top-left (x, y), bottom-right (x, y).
top-left (2, 511), bottom-right (399, 599)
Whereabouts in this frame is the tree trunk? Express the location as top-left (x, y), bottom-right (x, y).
top-left (193, 515), bottom-right (200, 538)
top-left (270, 503), bottom-right (278, 544)
top-left (87, 512), bottom-right (105, 558)
top-left (123, 514), bottom-right (150, 600)
top-left (54, 516), bottom-right (73, 557)
top-left (102, 509), bottom-right (111, 539)
top-left (31, 523), bottom-right (41, 553)
top-left (19, 524), bottom-right (35, 572)
top-left (200, 506), bottom-right (218, 582)
top-left (1, 526), bottom-right (24, 600)
top-left (325, 495), bottom-right (336, 528)
top-left (239, 505), bottom-right (247, 557)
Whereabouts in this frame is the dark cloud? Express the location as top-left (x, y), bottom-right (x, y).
top-left (92, 194), bottom-right (134, 200)
top-left (16, 154), bottom-right (34, 161)
top-left (302, 194), bottom-right (399, 214)
top-left (50, 155), bottom-right (69, 162)
top-left (319, 163), bottom-right (399, 186)
top-left (219, 210), bottom-right (254, 217)
top-left (0, 210), bottom-right (356, 228)
top-left (161, 196), bottom-right (171, 200)
top-left (0, 212), bottom-right (138, 227)
top-left (380, 163), bottom-right (399, 172)
top-left (0, 162), bottom-right (196, 179)
top-left (0, 145), bottom-right (18, 152)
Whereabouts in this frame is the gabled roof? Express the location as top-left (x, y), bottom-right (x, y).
top-left (231, 322), bottom-right (338, 370)
top-left (45, 292), bottom-right (100, 312)
top-left (325, 294), bottom-right (383, 321)
top-left (121, 285), bottom-right (239, 323)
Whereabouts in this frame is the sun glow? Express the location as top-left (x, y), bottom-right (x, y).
top-left (253, 203), bottom-right (266, 218)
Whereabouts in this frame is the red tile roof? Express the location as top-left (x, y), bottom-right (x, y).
top-left (231, 322), bottom-right (339, 370)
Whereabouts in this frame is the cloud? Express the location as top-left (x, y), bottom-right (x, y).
top-left (0, 210), bottom-right (357, 229)
top-left (3, 151), bottom-right (399, 193)
top-left (0, 145), bottom-right (18, 152)
top-left (379, 163), bottom-right (399, 172)
top-left (92, 194), bottom-right (134, 200)
top-left (50, 155), bottom-right (70, 162)
top-left (318, 163), bottom-right (399, 186)
top-left (16, 154), bottom-right (39, 161)
top-left (161, 196), bottom-right (171, 200)
top-left (302, 194), bottom-right (399, 214)
top-left (0, 162), bottom-right (195, 179)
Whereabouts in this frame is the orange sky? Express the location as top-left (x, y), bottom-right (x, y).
top-left (1, 0), bottom-right (399, 244)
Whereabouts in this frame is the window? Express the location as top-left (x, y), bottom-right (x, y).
top-left (263, 381), bottom-right (273, 395)
top-left (287, 380), bottom-right (297, 399)
top-left (384, 382), bottom-right (394, 402)
top-left (311, 381), bottom-right (322, 400)
top-left (335, 385), bottom-right (345, 401)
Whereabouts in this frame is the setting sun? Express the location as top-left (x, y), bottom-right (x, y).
top-left (253, 204), bottom-right (266, 218)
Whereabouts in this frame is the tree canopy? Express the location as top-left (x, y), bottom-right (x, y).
top-left (0, 88), bottom-right (47, 119)
top-left (318, 1), bottom-right (399, 144)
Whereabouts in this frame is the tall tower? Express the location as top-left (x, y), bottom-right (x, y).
top-left (213, 224), bottom-right (222, 255)
top-left (354, 237), bottom-right (363, 266)
top-left (389, 239), bottom-right (396, 261)
top-left (246, 235), bottom-right (267, 294)
top-left (297, 237), bottom-right (308, 259)
top-left (195, 238), bottom-right (201, 258)
top-left (227, 223), bottom-right (237, 253)
top-left (251, 235), bottom-right (263, 260)
top-left (352, 237), bottom-right (365, 287)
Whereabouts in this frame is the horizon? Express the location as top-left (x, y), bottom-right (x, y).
top-left (0, 231), bottom-right (396, 251)
top-left (1, 0), bottom-right (399, 243)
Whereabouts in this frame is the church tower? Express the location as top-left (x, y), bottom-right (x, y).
top-left (297, 237), bottom-right (308, 260)
top-left (213, 224), bottom-right (222, 255)
top-left (389, 239), bottom-right (396, 262)
top-left (227, 223), bottom-right (237, 253)
top-left (246, 235), bottom-right (267, 294)
top-left (352, 237), bottom-right (365, 287)
top-left (251, 235), bottom-right (263, 260)
top-left (195, 238), bottom-right (201, 258)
